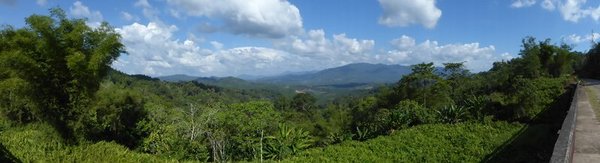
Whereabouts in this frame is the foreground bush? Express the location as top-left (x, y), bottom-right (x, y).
top-left (283, 121), bottom-right (523, 162)
top-left (0, 123), bottom-right (171, 162)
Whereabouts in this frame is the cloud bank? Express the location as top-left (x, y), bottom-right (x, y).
top-left (378, 0), bottom-right (442, 28)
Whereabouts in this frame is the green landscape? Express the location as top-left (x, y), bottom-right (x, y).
top-left (3, 1), bottom-right (600, 162)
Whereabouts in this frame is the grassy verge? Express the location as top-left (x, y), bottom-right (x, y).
top-left (281, 122), bottom-right (523, 163)
top-left (585, 86), bottom-right (600, 120)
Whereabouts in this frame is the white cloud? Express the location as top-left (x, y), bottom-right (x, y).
top-left (564, 33), bottom-right (600, 44)
top-left (524, 0), bottom-right (600, 22)
top-left (391, 35), bottom-right (416, 49)
top-left (511, 0), bottom-right (537, 8)
top-left (166, 0), bottom-right (303, 38)
top-left (274, 29), bottom-right (375, 60)
top-left (114, 22), bottom-right (381, 76)
top-left (379, 35), bottom-right (513, 72)
top-left (69, 1), bottom-right (103, 27)
top-left (560, 0), bottom-right (587, 22)
top-left (542, 0), bottom-right (556, 10)
top-left (114, 22), bottom-right (509, 76)
top-left (377, 0), bottom-right (442, 29)
top-left (113, 21), bottom-right (508, 76)
top-left (135, 0), bottom-right (160, 22)
top-left (210, 41), bottom-right (223, 50)
top-left (276, 29), bottom-right (329, 55)
top-left (36, 0), bottom-right (47, 6)
top-left (121, 12), bottom-right (139, 22)
top-left (333, 34), bottom-right (376, 54)
top-left (114, 22), bottom-right (315, 76)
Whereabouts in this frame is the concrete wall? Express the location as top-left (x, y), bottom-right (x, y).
top-left (550, 84), bottom-right (580, 163)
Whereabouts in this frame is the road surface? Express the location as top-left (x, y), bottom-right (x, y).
top-left (573, 79), bottom-right (600, 162)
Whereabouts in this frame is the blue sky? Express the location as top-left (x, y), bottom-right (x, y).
top-left (1, 0), bottom-right (600, 77)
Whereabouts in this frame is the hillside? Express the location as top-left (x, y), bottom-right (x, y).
top-left (157, 74), bottom-right (200, 82)
top-left (158, 63), bottom-right (413, 86)
top-left (256, 63), bottom-right (412, 85)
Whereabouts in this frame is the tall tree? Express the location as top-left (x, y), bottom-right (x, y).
top-left (392, 62), bottom-right (452, 109)
top-left (582, 43), bottom-right (600, 78)
top-left (0, 8), bottom-right (125, 141)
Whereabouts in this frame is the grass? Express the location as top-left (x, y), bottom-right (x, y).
top-left (281, 121), bottom-right (524, 163)
top-left (0, 123), bottom-right (176, 163)
top-left (585, 86), bottom-right (600, 120)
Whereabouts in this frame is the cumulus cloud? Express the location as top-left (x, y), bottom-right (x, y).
top-left (511, 0), bottom-right (537, 8)
top-left (564, 33), bottom-right (600, 45)
top-left (378, 35), bottom-right (513, 72)
top-left (391, 35), bottom-right (416, 49)
top-left (114, 21), bottom-right (509, 76)
top-left (69, 1), bottom-right (103, 27)
top-left (166, 0), bottom-right (303, 38)
top-left (135, 0), bottom-right (160, 22)
top-left (378, 0), bottom-right (442, 29)
top-left (518, 0), bottom-right (600, 22)
top-left (274, 29), bottom-right (375, 60)
top-left (276, 29), bottom-right (329, 55)
top-left (114, 22), bottom-right (316, 76)
top-left (114, 21), bottom-right (382, 77)
top-left (333, 34), bottom-right (376, 54)
top-left (544, 0), bottom-right (600, 22)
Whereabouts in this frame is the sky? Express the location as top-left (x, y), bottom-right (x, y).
top-left (1, 0), bottom-right (600, 77)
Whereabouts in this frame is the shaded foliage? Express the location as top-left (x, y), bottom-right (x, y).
top-left (0, 8), bottom-right (125, 142)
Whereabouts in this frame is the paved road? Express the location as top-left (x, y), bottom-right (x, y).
top-left (573, 79), bottom-right (600, 162)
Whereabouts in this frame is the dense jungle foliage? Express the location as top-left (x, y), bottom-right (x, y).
top-left (1, 8), bottom-right (598, 162)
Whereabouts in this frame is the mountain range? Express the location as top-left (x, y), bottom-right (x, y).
top-left (158, 63), bottom-right (415, 86)
top-left (254, 63), bottom-right (412, 85)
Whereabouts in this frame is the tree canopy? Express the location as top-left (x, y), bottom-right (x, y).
top-left (0, 8), bottom-right (125, 141)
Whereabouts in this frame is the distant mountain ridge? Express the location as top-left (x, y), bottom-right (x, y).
top-left (255, 63), bottom-right (412, 85)
top-left (158, 63), bottom-right (414, 86)
top-left (158, 74), bottom-right (200, 82)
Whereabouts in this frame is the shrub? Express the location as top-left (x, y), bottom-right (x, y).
top-left (390, 100), bottom-right (436, 127)
top-left (512, 77), bottom-right (566, 121)
top-left (0, 123), bottom-right (172, 162)
top-left (264, 124), bottom-right (314, 160)
top-left (437, 105), bottom-right (468, 124)
top-left (81, 87), bottom-right (148, 148)
top-left (284, 122), bottom-right (523, 162)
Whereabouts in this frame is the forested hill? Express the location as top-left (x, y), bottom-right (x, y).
top-left (256, 63), bottom-right (413, 85)
top-left (157, 74), bottom-right (199, 82)
top-left (158, 63), bottom-right (414, 86)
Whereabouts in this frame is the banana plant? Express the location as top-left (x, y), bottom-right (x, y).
top-left (437, 105), bottom-right (467, 124)
top-left (264, 124), bottom-right (313, 160)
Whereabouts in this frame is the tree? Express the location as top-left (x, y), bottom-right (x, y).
top-left (84, 87), bottom-right (147, 148)
top-left (515, 37), bottom-right (578, 78)
top-left (442, 62), bottom-right (473, 101)
top-left (392, 62), bottom-right (453, 109)
top-left (215, 101), bottom-right (281, 161)
top-left (291, 93), bottom-right (317, 111)
top-left (581, 43), bottom-right (600, 78)
top-left (516, 37), bottom-right (543, 78)
top-left (0, 8), bottom-right (125, 141)
top-left (443, 62), bottom-right (470, 79)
